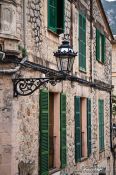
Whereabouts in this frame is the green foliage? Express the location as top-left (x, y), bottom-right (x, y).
top-left (18, 45), bottom-right (27, 58)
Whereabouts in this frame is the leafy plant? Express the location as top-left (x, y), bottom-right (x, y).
top-left (18, 45), bottom-right (27, 58)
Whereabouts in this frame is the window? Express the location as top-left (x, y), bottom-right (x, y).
top-left (96, 29), bottom-right (106, 63)
top-left (48, 0), bottom-right (64, 34)
top-left (39, 90), bottom-right (66, 174)
top-left (98, 99), bottom-right (104, 151)
top-left (79, 13), bottom-right (86, 71)
top-left (75, 97), bottom-right (91, 162)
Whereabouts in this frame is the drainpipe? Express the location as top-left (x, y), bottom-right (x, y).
top-left (70, 0), bottom-right (73, 48)
top-left (23, 0), bottom-right (26, 48)
top-left (90, 0), bottom-right (93, 82)
top-left (110, 91), bottom-right (116, 175)
top-left (110, 91), bottom-right (113, 152)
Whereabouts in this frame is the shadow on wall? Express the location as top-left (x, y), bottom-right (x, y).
top-left (18, 161), bottom-right (35, 175)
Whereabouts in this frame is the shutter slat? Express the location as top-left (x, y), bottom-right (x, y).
top-left (60, 93), bottom-right (67, 168)
top-left (102, 35), bottom-right (106, 63)
top-left (40, 90), bottom-right (49, 175)
top-left (79, 14), bottom-right (86, 71)
top-left (48, 0), bottom-right (57, 32)
top-left (75, 96), bottom-right (81, 162)
top-left (87, 98), bottom-right (91, 157)
top-left (99, 100), bottom-right (104, 151)
top-left (96, 29), bottom-right (100, 61)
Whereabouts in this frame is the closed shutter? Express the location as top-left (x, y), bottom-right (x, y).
top-left (48, 0), bottom-right (57, 32)
top-left (60, 93), bottom-right (67, 168)
top-left (57, 0), bottom-right (65, 34)
top-left (96, 29), bottom-right (100, 61)
top-left (39, 90), bottom-right (49, 175)
top-left (99, 100), bottom-right (104, 151)
top-left (87, 98), bottom-right (91, 157)
top-left (79, 14), bottom-right (86, 71)
top-left (102, 35), bottom-right (106, 63)
top-left (75, 96), bottom-right (81, 162)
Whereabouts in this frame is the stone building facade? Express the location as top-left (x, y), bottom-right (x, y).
top-left (0, 0), bottom-right (114, 175)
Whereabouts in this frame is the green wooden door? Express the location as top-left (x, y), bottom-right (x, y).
top-left (39, 90), bottom-right (49, 175)
top-left (87, 98), bottom-right (91, 157)
top-left (75, 96), bottom-right (81, 162)
top-left (99, 99), bottom-right (104, 151)
top-left (60, 93), bottom-right (67, 168)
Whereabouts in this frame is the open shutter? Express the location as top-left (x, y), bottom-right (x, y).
top-left (79, 14), bottom-right (86, 71)
top-left (75, 96), bottom-right (81, 162)
top-left (48, 0), bottom-right (57, 32)
top-left (96, 29), bottom-right (100, 61)
top-left (57, 0), bottom-right (65, 34)
top-left (102, 35), bottom-right (106, 64)
top-left (60, 93), bottom-right (67, 168)
top-left (87, 98), bottom-right (91, 157)
top-left (39, 90), bottom-right (49, 175)
top-left (99, 100), bottom-right (104, 151)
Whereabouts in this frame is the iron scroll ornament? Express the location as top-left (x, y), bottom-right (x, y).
top-left (12, 77), bottom-right (63, 97)
top-left (13, 78), bottom-right (50, 97)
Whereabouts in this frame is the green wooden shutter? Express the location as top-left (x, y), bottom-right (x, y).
top-left (96, 29), bottom-right (100, 61)
top-left (48, 0), bottom-right (57, 32)
top-left (79, 14), bottom-right (86, 71)
top-left (60, 93), bottom-right (67, 168)
top-left (87, 98), bottom-right (91, 157)
top-left (57, 0), bottom-right (65, 34)
top-left (102, 35), bottom-right (106, 63)
top-left (99, 100), bottom-right (104, 151)
top-left (39, 90), bottom-right (49, 175)
top-left (75, 96), bottom-right (81, 162)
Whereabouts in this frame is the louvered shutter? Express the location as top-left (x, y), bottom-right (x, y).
top-left (57, 0), bottom-right (65, 34)
top-left (99, 100), bottom-right (104, 151)
top-left (60, 93), bottom-right (67, 168)
top-left (39, 90), bottom-right (49, 175)
top-left (87, 98), bottom-right (91, 157)
top-left (96, 29), bottom-right (100, 61)
top-left (48, 0), bottom-right (57, 32)
top-left (102, 35), bottom-right (106, 63)
top-left (79, 14), bottom-right (86, 71)
top-left (75, 96), bottom-right (81, 162)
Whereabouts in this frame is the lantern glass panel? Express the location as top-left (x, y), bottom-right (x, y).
top-left (60, 56), bottom-right (68, 72)
top-left (68, 57), bottom-right (75, 72)
top-left (56, 57), bottom-right (62, 71)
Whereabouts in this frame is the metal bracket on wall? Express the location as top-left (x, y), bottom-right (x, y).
top-left (12, 76), bottom-right (64, 97)
top-left (13, 78), bottom-right (49, 97)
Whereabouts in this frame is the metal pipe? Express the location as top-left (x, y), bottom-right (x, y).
top-left (90, 0), bottom-right (93, 82)
top-left (23, 0), bottom-right (26, 48)
top-left (110, 91), bottom-right (116, 175)
top-left (70, 1), bottom-right (73, 47)
top-left (0, 57), bottom-right (27, 74)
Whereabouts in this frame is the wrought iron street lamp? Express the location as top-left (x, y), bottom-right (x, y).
top-left (54, 40), bottom-right (77, 73)
top-left (12, 39), bottom-right (77, 96)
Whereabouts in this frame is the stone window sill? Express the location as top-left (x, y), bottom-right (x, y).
top-left (49, 168), bottom-right (61, 175)
top-left (47, 28), bottom-right (59, 38)
top-left (80, 157), bottom-right (88, 162)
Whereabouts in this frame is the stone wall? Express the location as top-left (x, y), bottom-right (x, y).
top-left (0, 0), bottom-right (113, 175)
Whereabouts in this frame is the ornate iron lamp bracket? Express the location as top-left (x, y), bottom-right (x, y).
top-left (13, 76), bottom-right (65, 97)
top-left (13, 78), bottom-right (49, 97)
